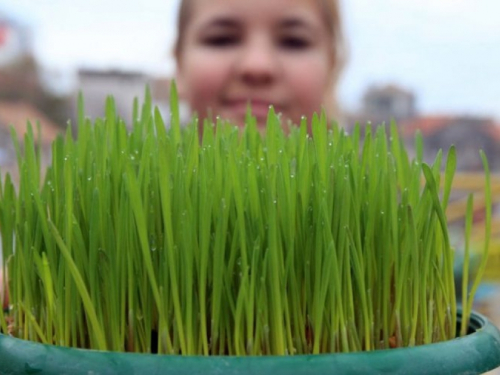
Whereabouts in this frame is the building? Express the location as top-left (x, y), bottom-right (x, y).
top-left (363, 84), bottom-right (416, 122)
top-left (0, 6), bottom-right (33, 67)
top-left (0, 5), bottom-right (37, 102)
top-left (75, 69), bottom-right (153, 124)
top-left (400, 116), bottom-right (500, 171)
top-left (344, 83), bottom-right (417, 129)
top-left (73, 68), bottom-right (188, 129)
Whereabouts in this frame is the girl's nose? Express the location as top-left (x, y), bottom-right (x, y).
top-left (236, 35), bottom-right (279, 86)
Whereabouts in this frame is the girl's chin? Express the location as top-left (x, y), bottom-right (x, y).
top-left (198, 108), bottom-right (293, 129)
top-left (221, 110), bottom-right (289, 129)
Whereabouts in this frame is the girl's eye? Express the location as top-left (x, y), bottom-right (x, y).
top-left (203, 35), bottom-right (239, 47)
top-left (280, 37), bottom-right (311, 50)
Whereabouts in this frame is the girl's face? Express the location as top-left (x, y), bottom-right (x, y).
top-left (176, 0), bottom-right (335, 127)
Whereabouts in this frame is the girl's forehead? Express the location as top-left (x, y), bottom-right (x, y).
top-left (187, 0), bottom-right (325, 26)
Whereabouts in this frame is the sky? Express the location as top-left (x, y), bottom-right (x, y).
top-left (2, 0), bottom-right (500, 120)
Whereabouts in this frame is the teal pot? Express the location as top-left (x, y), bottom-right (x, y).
top-left (1, 310), bottom-right (500, 375)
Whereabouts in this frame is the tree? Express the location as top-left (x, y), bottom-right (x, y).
top-left (0, 54), bottom-right (71, 128)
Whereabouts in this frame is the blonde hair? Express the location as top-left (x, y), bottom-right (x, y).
top-left (174, 0), bottom-right (347, 120)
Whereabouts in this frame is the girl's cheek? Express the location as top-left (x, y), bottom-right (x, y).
top-left (285, 52), bottom-right (331, 90)
top-left (291, 76), bottom-right (329, 113)
top-left (183, 55), bottom-right (231, 100)
top-left (188, 71), bottom-right (224, 106)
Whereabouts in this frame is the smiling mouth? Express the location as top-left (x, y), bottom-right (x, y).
top-left (223, 99), bottom-right (284, 120)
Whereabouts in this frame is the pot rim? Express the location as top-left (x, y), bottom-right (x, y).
top-left (1, 309), bottom-right (500, 375)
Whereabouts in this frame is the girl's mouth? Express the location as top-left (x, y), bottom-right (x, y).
top-left (222, 98), bottom-right (284, 121)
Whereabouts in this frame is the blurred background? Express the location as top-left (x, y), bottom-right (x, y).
top-left (1, 0), bottom-right (499, 171)
top-left (0, 0), bottom-right (500, 366)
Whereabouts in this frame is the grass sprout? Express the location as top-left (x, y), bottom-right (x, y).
top-left (0, 86), bottom-right (491, 355)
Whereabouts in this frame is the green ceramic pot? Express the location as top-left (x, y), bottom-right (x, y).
top-left (1, 310), bottom-right (500, 375)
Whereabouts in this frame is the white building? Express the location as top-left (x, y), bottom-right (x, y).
top-left (74, 69), bottom-right (179, 127)
top-left (76, 69), bottom-right (152, 123)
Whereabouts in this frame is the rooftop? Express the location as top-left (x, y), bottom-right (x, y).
top-left (0, 100), bottom-right (62, 144)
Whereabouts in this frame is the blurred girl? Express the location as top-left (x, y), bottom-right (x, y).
top-left (174, 0), bottom-right (346, 128)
